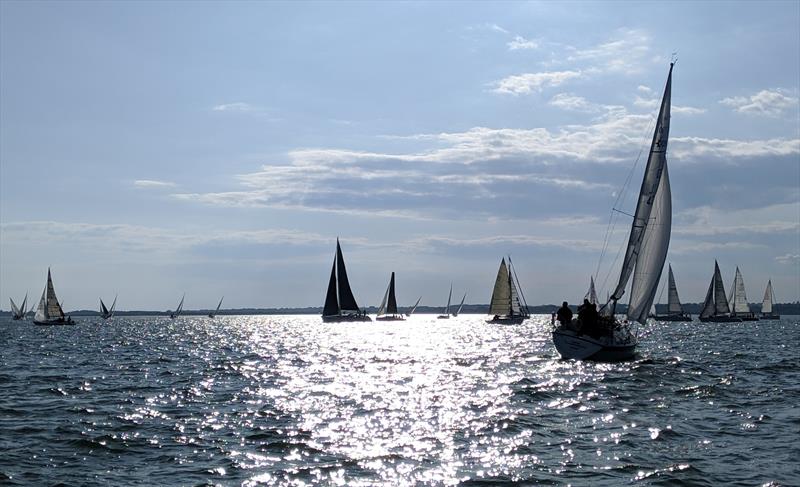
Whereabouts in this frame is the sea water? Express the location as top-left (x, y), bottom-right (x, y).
top-left (1, 315), bottom-right (797, 486)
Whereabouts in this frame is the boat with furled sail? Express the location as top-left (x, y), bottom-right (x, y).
top-left (487, 257), bottom-right (530, 324)
top-left (376, 272), bottom-right (405, 321)
top-left (652, 264), bottom-right (691, 321)
top-left (322, 239), bottom-right (371, 322)
top-left (553, 63), bottom-right (676, 361)
top-left (759, 280), bottom-right (780, 320)
top-left (698, 261), bottom-right (741, 322)
top-left (33, 269), bottom-right (73, 325)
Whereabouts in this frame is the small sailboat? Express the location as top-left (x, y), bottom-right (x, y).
top-left (170, 294), bottom-right (185, 319)
top-left (698, 261), bottom-right (741, 322)
top-left (584, 277), bottom-right (598, 305)
top-left (453, 293), bottom-right (467, 317)
top-left (436, 284), bottom-right (453, 319)
top-left (10, 293), bottom-right (28, 320)
top-left (406, 296), bottom-right (422, 317)
top-left (99, 295), bottom-right (117, 320)
top-left (33, 269), bottom-right (73, 325)
top-left (322, 239), bottom-right (371, 322)
top-left (729, 267), bottom-right (758, 321)
top-left (208, 296), bottom-right (224, 318)
top-left (487, 257), bottom-right (530, 324)
top-left (760, 280), bottom-right (780, 320)
top-left (553, 63), bottom-right (676, 361)
top-left (651, 265), bottom-right (692, 321)
top-left (376, 272), bottom-right (405, 321)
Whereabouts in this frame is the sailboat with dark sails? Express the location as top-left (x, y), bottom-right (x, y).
top-left (652, 264), bottom-right (691, 321)
top-left (759, 280), bottom-right (780, 320)
top-left (376, 272), bottom-right (405, 321)
top-left (33, 268), bottom-right (73, 325)
top-left (322, 239), bottom-right (371, 322)
top-left (99, 295), bottom-right (117, 320)
top-left (553, 63), bottom-right (676, 361)
top-left (487, 257), bottom-right (530, 324)
top-left (170, 294), bottom-right (185, 319)
top-left (208, 296), bottom-right (224, 318)
top-left (10, 293), bottom-right (28, 320)
top-left (729, 267), bottom-right (758, 321)
top-left (698, 261), bottom-right (741, 322)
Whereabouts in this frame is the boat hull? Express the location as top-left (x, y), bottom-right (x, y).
top-left (651, 314), bottom-right (693, 322)
top-left (322, 314), bottom-right (372, 323)
top-left (552, 329), bottom-right (637, 362)
top-left (436, 315), bottom-right (450, 319)
top-left (376, 315), bottom-right (405, 321)
top-left (486, 315), bottom-right (528, 325)
top-left (698, 316), bottom-right (742, 323)
top-left (33, 319), bottom-right (74, 326)
top-left (760, 313), bottom-right (781, 320)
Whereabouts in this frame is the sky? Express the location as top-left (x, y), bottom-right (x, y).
top-left (1, 1), bottom-right (798, 311)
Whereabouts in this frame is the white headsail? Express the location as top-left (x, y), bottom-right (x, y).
top-left (730, 267), bottom-right (751, 314)
top-left (761, 280), bottom-right (774, 314)
top-left (666, 265), bottom-right (684, 314)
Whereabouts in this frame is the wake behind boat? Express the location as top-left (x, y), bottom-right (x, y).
top-left (486, 257), bottom-right (529, 324)
top-left (322, 239), bottom-right (371, 322)
top-left (376, 272), bottom-right (405, 321)
top-left (553, 62), bottom-right (676, 361)
top-left (33, 268), bottom-right (74, 326)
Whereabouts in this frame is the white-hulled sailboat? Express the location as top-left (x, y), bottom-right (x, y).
top-left (698, 261), bottom-right (741, 322)
top-left (406, 296), bottom-right (422, 317)
top-left (322, 239), bottom-right (371, 322)
top-left (760, 280), bottom-right (780, 320)
top-left (376, 272), bottom-right (405, 321)
top-left (437, 283), bottom-right (453, 319)
top-left (10, 293), bottom-right (28, 320)
top-left (453, 293), bottom-right (467, 317)
top-left (553, 63), bottom-right (676, 361)
top-left (33, 269), bottom-right (73, 325)
top-left (729, 267), bottom-right (758, 321)
top-left (652, 264), bottom-right (691, 321)
top-left (208, 296), bottom-right (224, 318)
top-left (487, 257), bottom-right (530, 324)
top-left (170, 294), bottom-right (185, 319)
top-left (99, 295), bottom-right (117, 320)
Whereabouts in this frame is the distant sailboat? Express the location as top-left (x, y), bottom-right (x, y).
top-left (170, 294), bottom-right (185, 319)
top-left (376, 272), bottom-right (405, 321)
top-left (584, 277), bottom-right (598, 305)
top-left (760, 280), bottom-right (780, 320)
top-left (406, 296), bottom-right (422, 317)
top-left (437, 283), bottom-right (453, 319)
top-left (487, 257), bottom-right (530, 324)
top-left (729, 267), bottom-right (758, 321)
top-left (698, 261), bottom-right (741, 322)
top-left (33, 268), bottom-right (73, 326)
top-left (322, 239), bottom-right (371, 322)
top-left (453, 292), bottom-right (467, 317)
top-left (10, 293), bottom-right (28, 320)
top-left (652, 265), bottom-right (691, 321)
top-left (99, 295), bottom-right (117, 320)
top-left (208, 296), bottom-right (224, 318)
top-left (553, 63), bottom-right (675, 361)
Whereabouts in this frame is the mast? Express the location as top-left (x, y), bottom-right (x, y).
top-left (611, 63), bottom-right (674, 315)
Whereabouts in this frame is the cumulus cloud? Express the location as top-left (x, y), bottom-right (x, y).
top-left (492, 70), bottom-right (582, 95)
top-left (134, 179), bottom-right (176, 189)
top-left (507, 35), bottom-right (538, 50)
top-left (720, 89), bottom-right (799, 116)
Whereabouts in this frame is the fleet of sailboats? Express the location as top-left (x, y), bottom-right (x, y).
top-left (10, 293), bottom-right (28, 320)
top-left (699, 261), bottom-right (741, 322)
top-left (487, 257), bottom-right (530, 324)
top-left (553, 62), bottom-right (675, 361)
top-left (322, 239), bottom-right (371, 322)
top-left (33, 269), bottom-right (73, 326)
top-left (99, 295), bottom-right (117, 320)
top-left (651, 265), bottom-right (691, 321)
top-left (376, 272), bottom-right (404, 321)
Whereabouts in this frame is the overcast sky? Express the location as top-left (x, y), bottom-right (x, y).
top-left (1, 1), bottom-right (798, 311)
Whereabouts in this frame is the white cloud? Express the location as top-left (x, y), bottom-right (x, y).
top-left (565, 28), bottom-right (652, 74)
top-left (775, 253), bottom-right (800, 265)
top-left (634, 95), bottom-right (705, 115)
top-left (507, 35), bottom-right (538, 50)
top-left (672, 106), bottom-right (706, 115)
top-left (670, 136), bottom-right (800, 160)
top-left (637, 85), bottom-right (652, 93)
top-left (549, 93), bottom-right (598, 112)
top-left (674, 202), bottom-right (800, 237)
top-left (492, 70), bottom-right (582, 95)
top-left (720, 89), bottom-right (799, 116)
top-left (133, 179), bottom-right (176, 189)
top-left (212, 102), bottom-right (256, 112)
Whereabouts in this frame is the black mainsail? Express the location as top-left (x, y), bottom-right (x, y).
top-left (322, 239), bottom-right (369, 321)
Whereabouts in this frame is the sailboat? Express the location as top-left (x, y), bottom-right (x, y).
top-left (698, 261), bottom-right (741, 322)
top-left (453, 293), bottom-right (467, 317)
top-left (553, 63), bottom-right (675, 361)
top-left (33, 268), bottom-right (73, 325)
top-left (729, 267), bottom-right (758, 321)
top-left (10, 293), bottom-right (28, 320)
top-left (322, 239), bottom-right (371, 322)
top-left (170, 294), bottom-right (185, 319)
top-left (652, 265), bottom-right (691, 321)
top-left (436, 284), bottom-right (453, 319)
top-left (406, 296), bottom-right (422, 317)
top-left (99, 295), bottom-right (117, 320)
top-left (208, 296), bottom-right (224, 318)
top-left (760, 280), bottom-right (780, 320)
top-left (376, 272), bottom-right (405, 321)
top-left (584, 277), bottom-right (598, 305)
top-left (487, 257), bottom-right (530, 324)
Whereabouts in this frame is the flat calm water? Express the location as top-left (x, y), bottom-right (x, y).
top-left (1, 315), bottom-right (798, 486)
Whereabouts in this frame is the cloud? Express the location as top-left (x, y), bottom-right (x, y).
top-left (720, 89), bottom-right (799, 116)
top-left (672, 106), bottom-right (706, 115)
top-left (670, 136), bottom-right (800, 160)
top-left (775, 253), bottom-right (800, 265)
top-left (133, 179), bottom-right (176, 189)
top-left (212, 102), bottom-right (256, 112)
top-left (674, 202), bottom-right (800, 237)
top-left (549, 93), bottom-right (598, 112)
top-left (466, 23), bottom-right (509, 34)
top-left (492, 70), bottom-right (582, 95)
top-left (565, 28), bottom-right (653, 74)
top-left (507, 35), bottom-right (538, 51)
top-left (634, 95), bottom-right (705, 115)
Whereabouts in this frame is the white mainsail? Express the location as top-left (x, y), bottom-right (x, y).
top-left (730, 267), bottom-right (751, 314)
top-left (585, 277), bottom-right (598, 305)
top-left (610, 63), bottom-right (673, 325)
top-left (666, 265), bottom-right (684, 314)
top-left (761, 280), bottom-right (774, 314)
top-left (700, 261), bottom-right (730, 319)
top-left (35, 269), bottom-right (65, 322)
top-left (489, 259), bottom-right (511, 316)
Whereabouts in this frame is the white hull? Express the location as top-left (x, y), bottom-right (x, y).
top-left (552, 328), bottom-right (637, 362)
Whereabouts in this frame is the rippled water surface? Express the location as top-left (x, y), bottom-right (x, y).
top-left (1, 315), bottom-right (798, 486)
